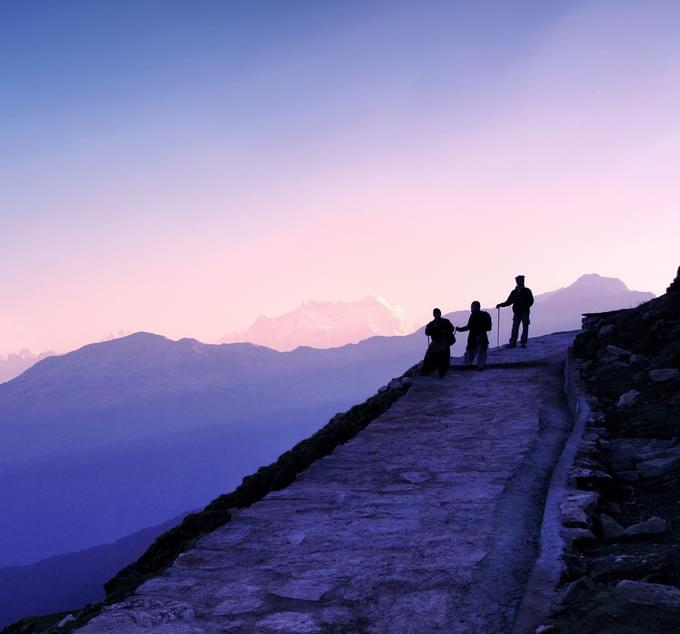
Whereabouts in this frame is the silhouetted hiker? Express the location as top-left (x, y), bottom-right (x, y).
top-left (420, 308), bottom-right (455, 377)
top-left (456, 301), bottom-right (492, 369)
top-left (496, 275), bottom-right (534, 348)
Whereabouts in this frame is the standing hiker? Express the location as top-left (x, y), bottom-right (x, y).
top-left (420, 308), bottom-right (455, 378)
top-left (496, 275), bottom-right (534, 348)
top-left (456, 301), bottom-right (492, 369)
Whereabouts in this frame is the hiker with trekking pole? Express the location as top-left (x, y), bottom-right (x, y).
top-left (496, 275), bottom-right (534, 348)
top-left (420, 308), bottom-right (455, 378)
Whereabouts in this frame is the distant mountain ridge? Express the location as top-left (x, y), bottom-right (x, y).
top-left (220, 296), bottom-right (412, 351)
top-left (0, 350), bottom-right (53, 384)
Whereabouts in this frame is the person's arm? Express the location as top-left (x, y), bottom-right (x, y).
top-left (527, 289), bottom-right (534, 307)
top-left (456, 316), bottom-right (472, 332)
top-left (484, 313), bottom-right (492, 331)
top-left (496, 290), bottom-right (515, 309)
top-left (425, 322), bottom-right (433, 337)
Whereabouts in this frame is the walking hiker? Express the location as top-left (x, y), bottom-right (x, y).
top-left (420, 308), bottom-right (455, 378)
top-left (456, 301), bottom-right (492, 370)
top-left (496, 275), bottom-right (534, 348)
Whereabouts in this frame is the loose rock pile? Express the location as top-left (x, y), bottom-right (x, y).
top-left (548, 267), bottom-right (680, 633)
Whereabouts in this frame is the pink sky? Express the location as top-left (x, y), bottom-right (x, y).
top-left (1, 1), bottom-right (679, 356)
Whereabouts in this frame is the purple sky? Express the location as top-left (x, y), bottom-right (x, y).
top-left (1, 1), bottom-right (679, 355)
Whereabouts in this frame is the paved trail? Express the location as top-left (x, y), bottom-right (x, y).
top-left (80, 333), bottom-right (576, 633)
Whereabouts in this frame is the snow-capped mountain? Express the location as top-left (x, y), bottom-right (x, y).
top-left (220, 296), bottom-right (413, 351)
top-left (0, 350), bottom-right (53, 384)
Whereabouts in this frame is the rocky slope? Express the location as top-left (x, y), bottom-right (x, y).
top-left (544, 267), bottom-right (680, 633)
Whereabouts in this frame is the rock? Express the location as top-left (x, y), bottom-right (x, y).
top-left (563, 527), bottom-right (597, 546)
top-left (629, 353), bottom-right (647, 365)
top-left (561, 576), bottom-right (596, 604)
top-left (598, 324), bottom-right (615, 336)
top-left (400, 471), bottom-right (430, 484)
top-left (637, 457), bottom-right (680, 479)
top-left (273, 579), bottom-right (332, 601)
top-left (560, 492), bottom-right (599, 528)
top-left (214, 596), bottom-right (265, 615)
top-left (617, 389), bottom-right (641, 409)
top-left (255, 612), bottom-right (321, 633)
top-left (600, 515), bottom-right (625, 541)
top-left (536, 626), bottom-right (557, 634)
top-left (568, 466), bottom-right (613, 487)
top-left (388, 379), bottom-right (402, 390)
top-left (624, 516), bottom-right (667, 538)
top-left (57, 614), bottom-right (75, 628)
top-left (615, 580), bottom-right (680, 608)
top-left (618, 470), bottom-right (640, 483)
top-left (606, 345), bottom-right (631, 358)
top-left (649, 368), bottom-right (680, 383)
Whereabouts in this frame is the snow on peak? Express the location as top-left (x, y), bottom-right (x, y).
top-left (220, 296), bottom-right (413, 351)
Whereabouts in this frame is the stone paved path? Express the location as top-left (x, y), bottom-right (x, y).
top-left (80, 333), bottom-right (576, 633)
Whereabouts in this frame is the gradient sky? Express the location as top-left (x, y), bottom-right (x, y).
top-left (1, 0), bottom-right (679, 355)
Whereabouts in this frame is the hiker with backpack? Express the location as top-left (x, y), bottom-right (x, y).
top-left (496, 275), bottom-right (534, 348)
top-left (420, 308), bottom-right (456, 378)
top-left (456, 301), bottom-right (492, 370)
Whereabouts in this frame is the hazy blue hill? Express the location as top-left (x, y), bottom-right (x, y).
top-left (0, 332), bottom-right (424, 568)
top-left (0, 514), bottom-right (186, 628)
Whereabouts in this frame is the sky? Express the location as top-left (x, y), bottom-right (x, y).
top-left (1, 0), bottom-right (679, 355)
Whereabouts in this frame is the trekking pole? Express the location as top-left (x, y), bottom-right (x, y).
top-left (496, 307), bottom-right (501, 348)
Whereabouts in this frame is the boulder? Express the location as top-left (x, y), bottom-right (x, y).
top-left (560, 492), bottom-right (599, 528)
top-left (600, 515), bottom-right (625, 541)
top-left (624, 516), bottom-right (667, 538)
top-left (649, 368), bottom-right (680, 383)
top-left (616, 389), bottom-right (641, 409)
top-left (57, 614), bottom-right (76, 628)
top-left (615, 580), bottom-right (680, 608)
top-left (618, 470), bottom-right (640, 483)
top-left (598, 325), bottom-right (615, 337)
top-left (637, 457), bottom-right (680, 479)
top-left (606, 345), bottom-right (631, 358)
top-left (560, 576), bottom-right (595, 604)
top-left (563, 527), bottom-right (597, 546)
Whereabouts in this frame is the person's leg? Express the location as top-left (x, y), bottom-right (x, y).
top-left (478, 343), bottom-right (488, 369)
top-left (520, 312), bottom-right (530, 346)
top-left (438, 349), bottom-right (450, 377)
top-left (465, 341), bottom-right (478, 366)
top-left (509, 313), bottom-right (520, 346)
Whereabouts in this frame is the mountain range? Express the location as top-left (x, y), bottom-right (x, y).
top-left (0, 273), bottom-right (654, 626)
top-left (220, 296), bottom-right (413, 351)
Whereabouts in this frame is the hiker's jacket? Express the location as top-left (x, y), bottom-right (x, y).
top-left (458, 311), bottom-right (492, 346)
top-left (425, 317), bottom-right (455, 350)
top-left (499, 286), bottom-right (534, 313)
